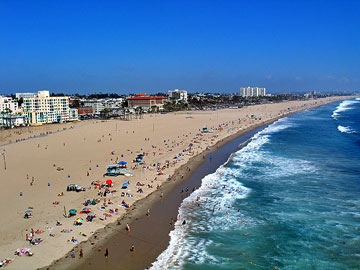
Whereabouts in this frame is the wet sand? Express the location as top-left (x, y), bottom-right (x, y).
top-left (43, 121), bottom-right (291, 270)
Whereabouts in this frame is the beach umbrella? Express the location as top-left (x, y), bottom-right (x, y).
top-left (118, 161), bottom-right (127, 165)
top-left (69, 209), bottom-right (77, 214)
top-left (106, 179), bottom-right (113, 185)
top-left (82, 208), bottom-right (91, 213)
top-left (25, 210), bottom-right (32, 214)
top-left (76, 218), bottom-right (83, 223)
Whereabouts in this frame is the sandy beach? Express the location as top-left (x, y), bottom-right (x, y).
top-left (0, 97), bottom-right (351, 269)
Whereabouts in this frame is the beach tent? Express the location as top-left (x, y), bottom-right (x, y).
top-left (106, 179), bottom-right (113, 186)
top-left (69, 209), bottom-right (77, 216)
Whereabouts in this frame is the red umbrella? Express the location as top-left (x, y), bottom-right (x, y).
top-left (106, 179), bottom-right (113, 185)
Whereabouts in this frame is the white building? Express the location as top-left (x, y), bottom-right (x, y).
top-left (0, 113), bottom-right (26, 128)
top-left (22, 90), bottom-right (78, 125)
top-left (15, 92), bottom-right (37, 99)
top-left (84, 98), bottom-right (124, 115)
top-left (168, 89), bottom-right (188, 102)
top-left (0, 96), bottom-right (19, 113)
top-left (239, 87), bottom-right (266, 97)
top-left (84, 99), bottom-right (105, 115)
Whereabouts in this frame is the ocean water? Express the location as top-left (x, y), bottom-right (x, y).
top-left (151, 98), bottom-right (360, 270)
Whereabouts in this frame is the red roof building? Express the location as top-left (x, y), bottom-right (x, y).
top-left (127, 94), bottom-right (167, 109)
top-left (77, 106), bottom-right (94, 115)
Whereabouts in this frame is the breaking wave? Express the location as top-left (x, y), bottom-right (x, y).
top-left (150, 118), bottom-right (293, 269)
top-left (332, 99), bottom-right (359, 119)
top-left (337, 125), bottom-right (356, 134)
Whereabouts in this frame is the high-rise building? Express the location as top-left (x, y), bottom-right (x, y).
top-left (22, 90), bottom-right (78, 124)
top-left (239, 87), bottom-right (266, 97)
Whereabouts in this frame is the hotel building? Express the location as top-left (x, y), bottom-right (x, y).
top-left (22, 90), bottom-right (78, 125)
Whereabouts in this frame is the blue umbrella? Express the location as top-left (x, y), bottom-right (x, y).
top-left (118, 161), bottom-right (127, 165)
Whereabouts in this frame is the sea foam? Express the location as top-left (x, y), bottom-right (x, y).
top-left (150, 118), bottom-right (292, 269)
top-left (337, 125), bottom-right (356, 134)
top-left (332, 99), bottom-right (359, 119)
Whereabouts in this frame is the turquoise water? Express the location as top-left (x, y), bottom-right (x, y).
top-left (151, 99), bottom-right (360, 270)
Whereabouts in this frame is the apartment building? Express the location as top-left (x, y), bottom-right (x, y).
top-left (239, 87), bottom-right (266, 97)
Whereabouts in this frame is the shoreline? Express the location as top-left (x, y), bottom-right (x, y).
top-left (0, 97), bottom-right (352, 270)
top-left (44, 117), bottom-right (275, 270)
top-left (42, 97), bottom-right (351, 270)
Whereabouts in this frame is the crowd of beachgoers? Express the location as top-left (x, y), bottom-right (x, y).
top-left (0, 97), bottom-right (350, 269)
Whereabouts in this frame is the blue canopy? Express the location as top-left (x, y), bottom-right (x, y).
top-left (122, 180), bottom-right (130, 187)
top-left (118, 161), bottom-right (127, 165)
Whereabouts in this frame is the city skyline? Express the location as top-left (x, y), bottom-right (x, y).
top-left (0, 0), bottom-right (359, 94)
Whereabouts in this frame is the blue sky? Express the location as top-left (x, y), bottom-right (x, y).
top-left (0, 0), bottom-right (359, 94)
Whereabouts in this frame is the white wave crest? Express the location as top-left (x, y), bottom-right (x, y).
top-left (262, 117), bottom-right (294, 134)
top-left (150, 166), bottom-right (251, 269)
top-left (150, 118), bottom-right (293, 269)
top-left (332, 99), bottom-right (359, 119)
top-left (337, 125), bottom-right (356, 134)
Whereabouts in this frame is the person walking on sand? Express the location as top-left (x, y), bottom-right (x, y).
top-left (104, 248), bottom-right (109, 258)
top-left (79, 249), bottom-right (83, 258)
top-left (130, 245), bottom-right (135, 252)
top-left (126, 223), bottom-right (130, 232)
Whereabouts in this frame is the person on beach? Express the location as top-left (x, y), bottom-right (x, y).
top-left (71, 250), bottom-right (75, 258)
top-left (126, 223), bottom-right (130, 232)
top-left (146, 209), bottom-right (150, 216)
top-left (79, 249), bottom-right (83, 258)
top-left (130, 245), bottom-right (135, 252)
top-left (104, 248), bottom-right (109, 258)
